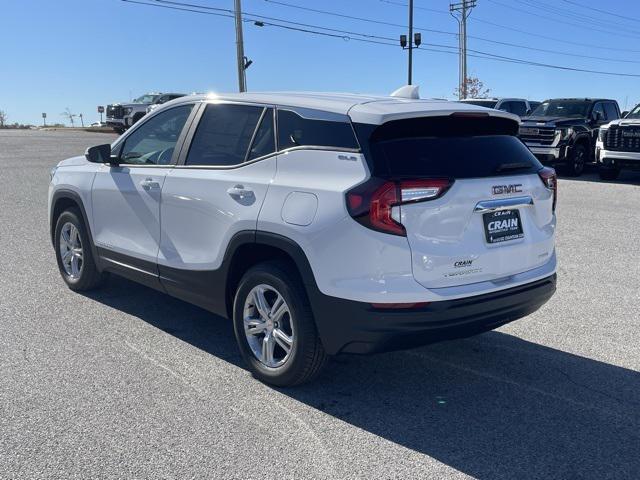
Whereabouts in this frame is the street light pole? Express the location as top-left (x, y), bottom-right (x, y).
top-left (234, 0), bottom-right (247, 92)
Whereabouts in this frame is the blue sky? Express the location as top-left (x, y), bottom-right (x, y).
top-left (2, 0), bottom-right (640, 125)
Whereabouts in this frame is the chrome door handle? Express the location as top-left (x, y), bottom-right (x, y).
top-left (474, 196), bottom-right (534, 213)
top-left (226, 184), bottom-right (254, 200)
top-left (140, 178), bottom-right (161, 190)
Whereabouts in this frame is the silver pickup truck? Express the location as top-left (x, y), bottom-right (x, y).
top-left (106, 93), bottom-right (185, 134)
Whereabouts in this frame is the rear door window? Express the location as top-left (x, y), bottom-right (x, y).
top-left (277, 109), bottom-right (359, 150)
top-left (186, 104), bottom-right (264, 166)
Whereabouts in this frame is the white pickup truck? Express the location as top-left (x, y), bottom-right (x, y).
top-left (106, 93), bottom-right (185, 134)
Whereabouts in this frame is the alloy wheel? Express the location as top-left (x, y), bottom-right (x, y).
top-left (59, 222), bottom-right (83, 279)
top-left (243, 284), bottom-right (294, 368)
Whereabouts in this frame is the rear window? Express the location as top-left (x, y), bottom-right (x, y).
top-left (277, 110), bottom-right (359, 150)
top-left (374, 136), bottom-right (542, 178)
top-left (355, 116), bottom-right (541, 178)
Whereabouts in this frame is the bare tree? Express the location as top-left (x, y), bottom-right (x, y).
top-left (79, 113), bottom-right (85, 127)
top-left (61, 108), bottom-right (77, 128)
top-left (454, 77), bottom-right (491, 99)
top-left (0, 110), bottom-right (7, 128)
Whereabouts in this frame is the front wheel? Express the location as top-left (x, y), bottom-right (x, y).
top-left (232, 262), bottom-right (328, 386)
top-left (564, 144), bottom-right (587, 177)
top-left (54, 208), bottom-right (107, 291)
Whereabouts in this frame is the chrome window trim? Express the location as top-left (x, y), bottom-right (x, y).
top-left (172, 146), bottom-right (361, 171)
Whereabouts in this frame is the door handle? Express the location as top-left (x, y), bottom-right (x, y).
top-left (226, 184), bottom-right (254, 200)
top-left (140, 178), bottom-right (161, 190)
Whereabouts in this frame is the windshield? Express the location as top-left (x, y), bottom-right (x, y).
top-left (132, 94), bottom-right (160, 104)
top-left (531, 100), bottom-right (590, 118)
top-left (625, 104), bottom-right (640, 119)
top-left (462, 100), bottom-right (498, 109)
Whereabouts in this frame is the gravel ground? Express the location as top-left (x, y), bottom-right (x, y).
top-left (1, 129), bottom-right (639, 479)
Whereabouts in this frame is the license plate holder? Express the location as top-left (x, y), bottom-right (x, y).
top-left (483, 209), bottom-right (524, 244)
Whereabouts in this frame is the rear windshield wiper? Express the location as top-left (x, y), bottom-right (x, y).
top-left (495, 162), bottom-right (531, 173)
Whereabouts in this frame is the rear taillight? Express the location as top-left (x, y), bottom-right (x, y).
top-left (346, 178), bottom-right (452, 236)
top-left (538, 167), bottom-right (557, 212)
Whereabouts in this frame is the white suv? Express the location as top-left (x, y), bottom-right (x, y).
top-left (48, 92), bottom-right (557, 386)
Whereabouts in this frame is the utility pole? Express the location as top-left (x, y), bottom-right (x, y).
top-left (450, 0), bottom-right (476, 99)
top-left (399, 0), bottom-right (421, 85)
top-left (408, 0), bottom-right (413, 85)
top-left (234, 0), bottom-right (247, 92)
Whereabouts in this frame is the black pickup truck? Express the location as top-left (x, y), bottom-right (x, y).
top-left (519, 98), bottom-right (621, 176)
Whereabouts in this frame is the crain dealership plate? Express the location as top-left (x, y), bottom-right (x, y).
top-left (483, 209), bottom-right (524, 244)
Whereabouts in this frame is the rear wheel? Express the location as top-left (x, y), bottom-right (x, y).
top-left (232, 261), bottom-right (328, 386)
top-left (564, 144), bottom-right (587, 177)
top-left (599, 167), bottom-right (620, 180)
top-left (54, 208), bottom-right (107, 291)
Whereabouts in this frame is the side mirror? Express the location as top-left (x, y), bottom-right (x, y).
top-left (592, 111), bottom-right (603, 122)
top-left (85, 144), bottom-right (114, 164)
top-left (621, 111), bottom-right (629, 118)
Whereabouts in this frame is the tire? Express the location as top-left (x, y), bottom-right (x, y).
top-left (564, 144), bottom-right (587, 177)
top-left (599, 167), bottom-right (621, 181)
top-left (232, 261), bottom-right (328, 387)
top-left (132, 113), bottom-right (145, 125)
top-left (54, 208), bottom-right (107, 291)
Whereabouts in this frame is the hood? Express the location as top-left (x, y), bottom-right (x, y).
top-left (108, 102), bottom-right (137, 108)
top-left (522, 116), bottom-right (588, 127)
top-left (603, 118), bottom-right (640, 128)
top-left (58, 155), bottom-right (88, 167)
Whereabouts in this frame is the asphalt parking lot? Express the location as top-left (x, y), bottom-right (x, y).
top-left (1, 129), bottom-right (639, 479)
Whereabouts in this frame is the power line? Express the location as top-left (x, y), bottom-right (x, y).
top-left (486, 0), bottom-right (640, 40)
top-left (384, 0), bottom-right (640, 53)
top-left (515, 0), bottom-right (640, 33)
top-left (151, 0), bottom-right (399, 42)
top-left (120, 0), bottom-right (640, 78)
top-left (265, 0), bottom-right (640, 64)
top-left (560, 0), bottom-right (640, 24)
top-left (120, 0), bottom-right (398, 44)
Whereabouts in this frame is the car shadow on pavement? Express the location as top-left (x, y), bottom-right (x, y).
top-left (84, 275), bottom-right (640, 480)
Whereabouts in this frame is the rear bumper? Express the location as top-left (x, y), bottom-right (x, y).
top-left (309, 274), bottom-right (556, 355)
